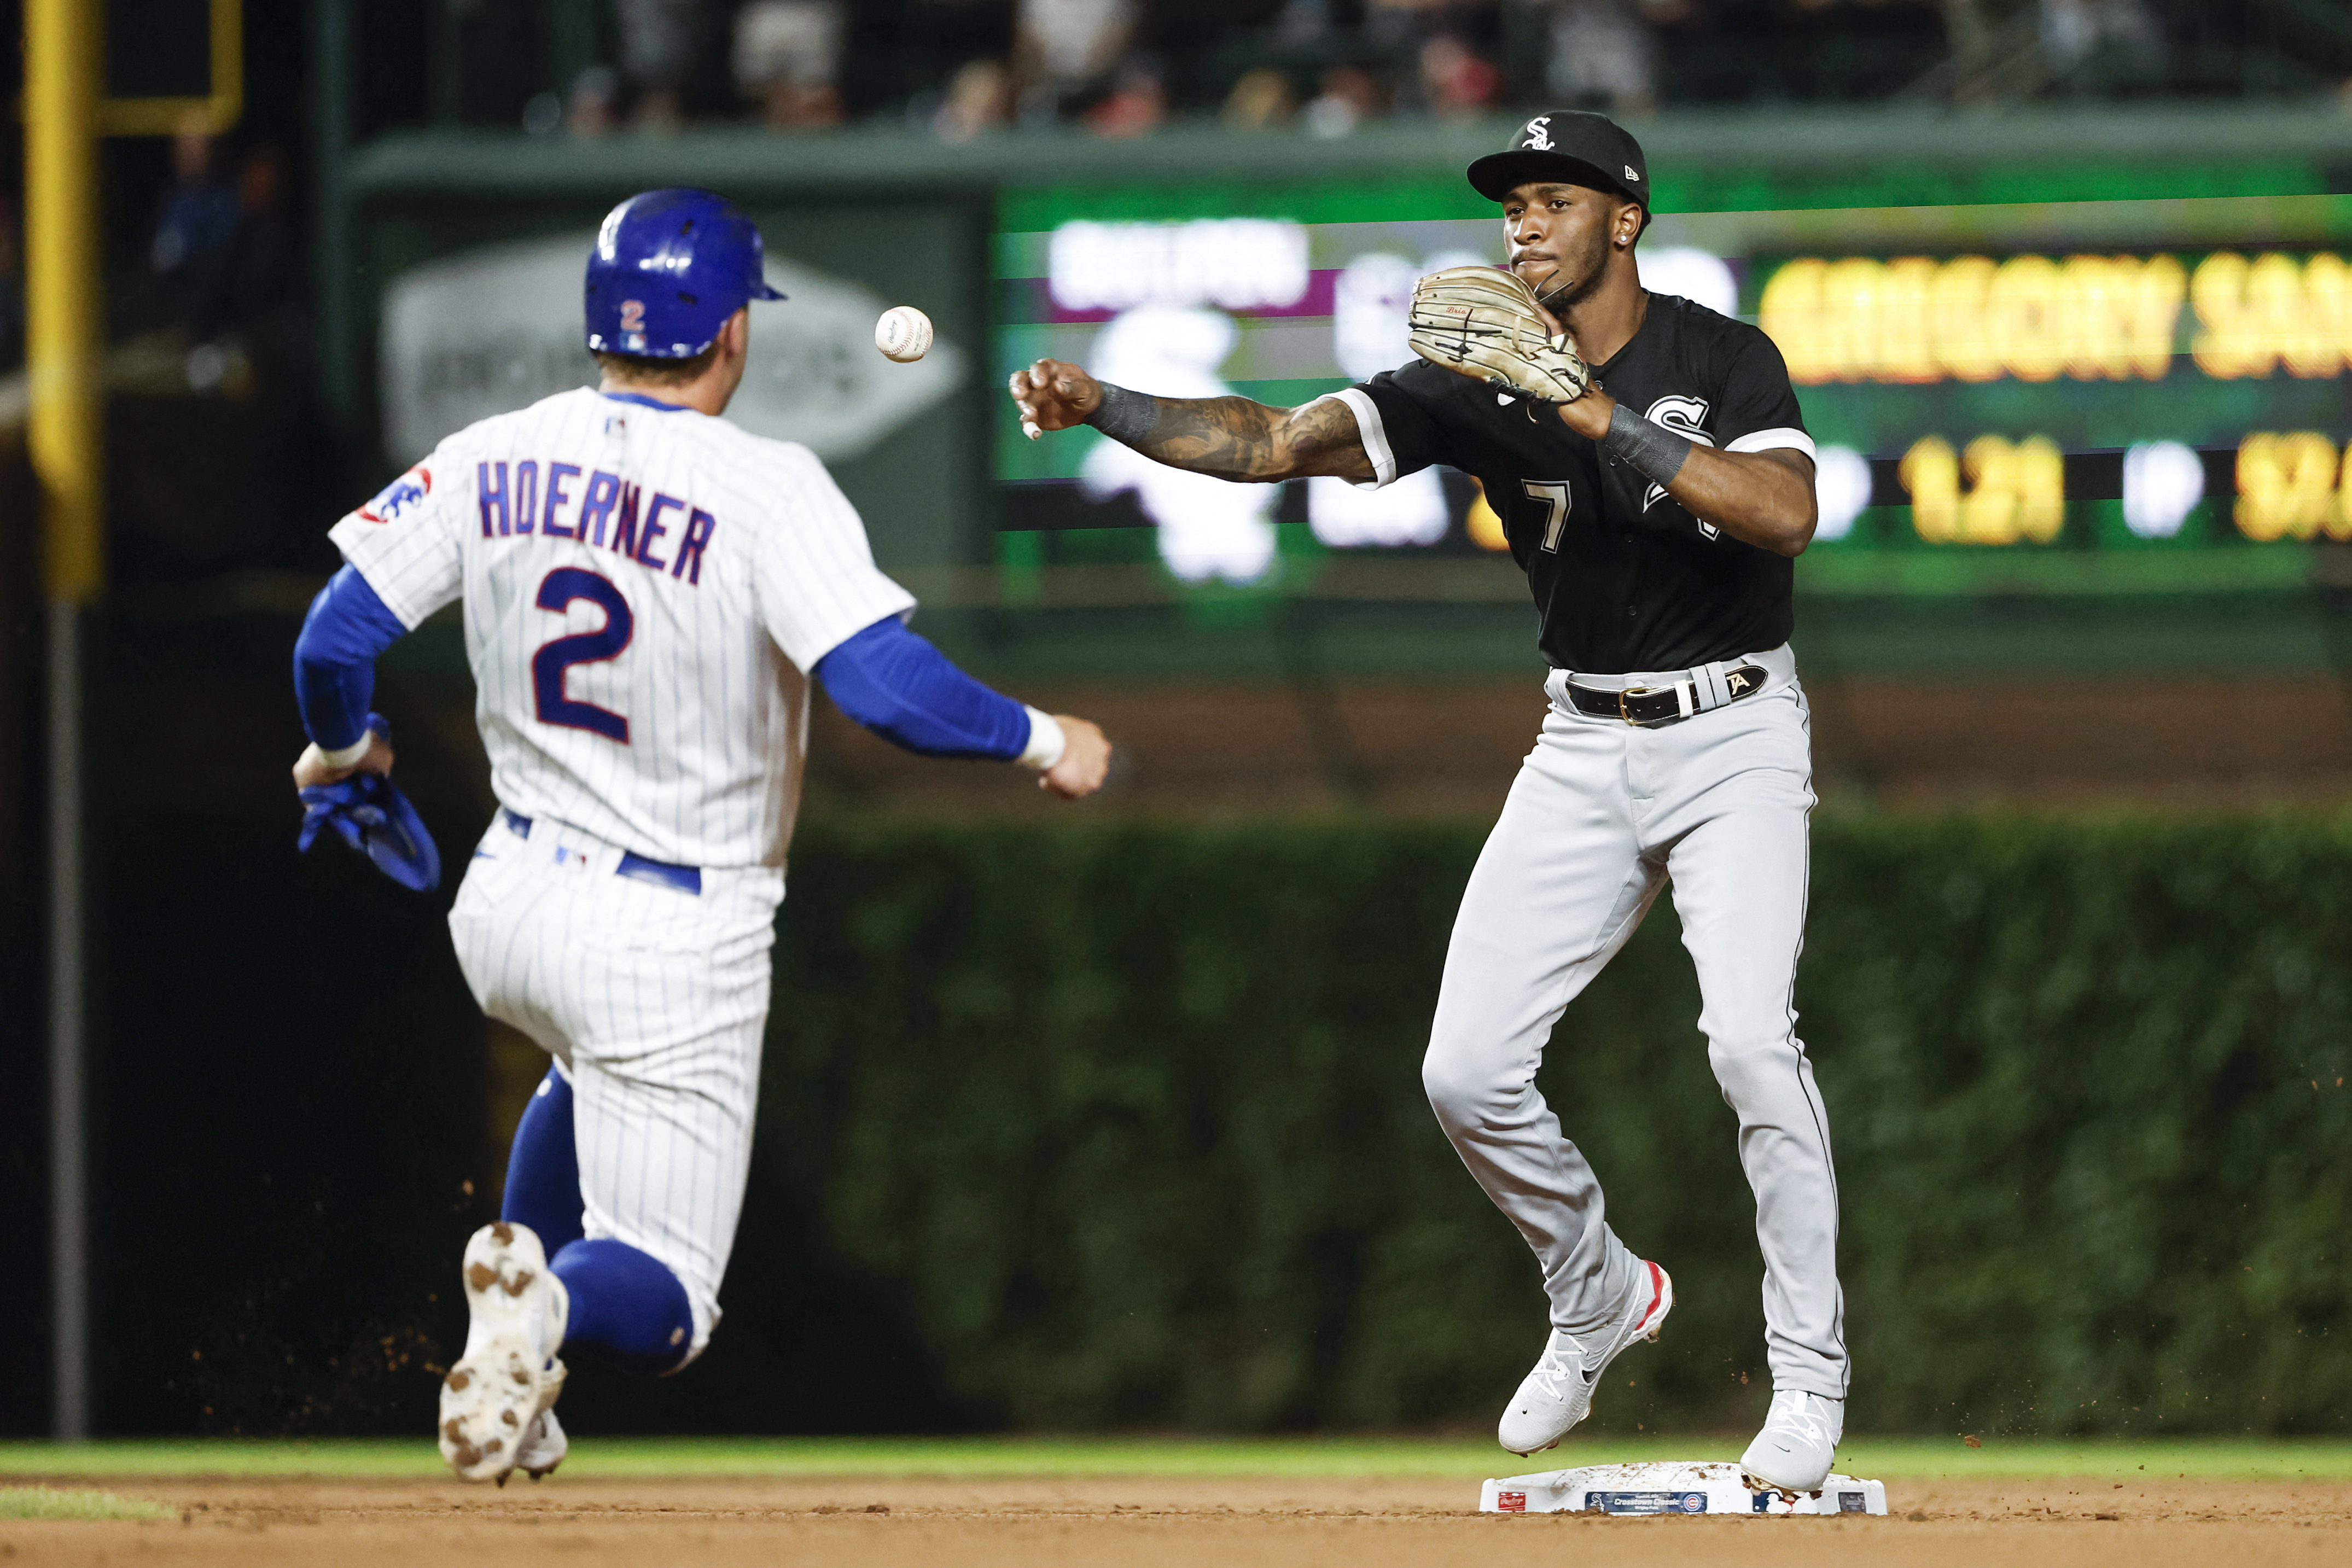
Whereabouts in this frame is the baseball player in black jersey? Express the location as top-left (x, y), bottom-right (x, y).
top-left (1011, 112), bottom-right (1844, 1491)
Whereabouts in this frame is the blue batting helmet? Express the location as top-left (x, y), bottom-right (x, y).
top-left (584, 188), bottom-right (785, 358)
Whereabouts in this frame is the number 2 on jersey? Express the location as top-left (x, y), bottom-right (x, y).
top-left (532, 568), bottom-right (633, 743)
top-left (1523, 481), bottom-right (1571, 552)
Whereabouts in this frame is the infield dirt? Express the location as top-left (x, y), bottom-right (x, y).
top-left (2, 1473), bottom-right (2346, 1567)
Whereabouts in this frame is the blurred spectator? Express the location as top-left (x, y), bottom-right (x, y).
top-left (226, 146), bottom-right (297, 331)
top-left (934, 57), bottom-right (1017, 138)
top-left (521, 90), bottom-right (565, 136)
top-left (1365, 0), bottom-right (1439, 50)
top-left (1420, 32), bottom-right (1502, 116)
top-left (1086, 54), bottom-right (1168, 136)
top-left (1938, 0), bottom-right (1995, 73)
top-left (391, 0), bottom-right (2336, 133)
top-left (1923, 0), bottom-right (2166, 102)
top-left (1366, 0), bottom-right (1504, 53)
top-left (910, 0), bottom-right (1021, 79)
top-left (1304, 62), bottom-right (1390, 136)
top-left (2040, 0), bottom-right (2162, 79)
top-left (567, 65), bottom-right (622, 135)
top-left (735, 1), bottom-right (847, 127)
top-left (1016, 0), bottom-right (1137, 120)
top-left (614, 0), bottom-right (706, 127)
top-left (1222, 66), bottom-right (1298, 129)
top-left (1540, 0), bottom-right (1657, 115)
top-left (1275, 0), bottom-right (1340, 48)
top-left (150, 118), bottom-right (242, 337)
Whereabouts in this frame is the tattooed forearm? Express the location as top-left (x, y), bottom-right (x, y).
top-left (1127, 396), bottom-right (1290, 479)
top-left (1093, 390), bottom-right (1375, 484)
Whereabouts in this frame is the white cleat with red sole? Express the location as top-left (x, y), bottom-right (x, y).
top-left (1497, 1260), bottom-right (1673, 1458)
top-left (439, 1221), bottom-right (569, 1485)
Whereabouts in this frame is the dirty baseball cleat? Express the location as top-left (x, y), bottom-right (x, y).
top-left (514, 1407), bottom-right (567, 1482)
top-left (439, 1221), bottom-right (570, 1484)
top-left (1740, 1389), bottom-right (1844, 1493)
top-left (1497, 1259), bottom-right (1673, 1456)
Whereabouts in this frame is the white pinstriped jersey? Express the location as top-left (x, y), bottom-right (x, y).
top-left (331, 387), bottom-right (913, 869)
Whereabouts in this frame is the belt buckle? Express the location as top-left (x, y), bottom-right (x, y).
top-left (1617, 685), bottom-right (1659, 726)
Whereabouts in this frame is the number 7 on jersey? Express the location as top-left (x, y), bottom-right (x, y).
top-left (1523, 481), bottom-right (1571, 552)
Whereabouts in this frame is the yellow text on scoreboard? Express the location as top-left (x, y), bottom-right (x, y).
top-left (1882, 430), bottom-right (2352, 545)
top-left (1898, 435), bottom-right (2065, 545)
top-left (1761, 252), bottom-right (2352, 385)
top-left (2235, 432), bottom-right (2352, 541)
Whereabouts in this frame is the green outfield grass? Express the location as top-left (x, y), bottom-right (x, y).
top-left (0, 1435), bottom-right (2348, 1483)
top-left (0, 1485), bottom-right (174, 1521)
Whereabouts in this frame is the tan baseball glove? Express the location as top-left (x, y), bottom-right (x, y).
top-left (1407, 266), bottom-right (1593, 405)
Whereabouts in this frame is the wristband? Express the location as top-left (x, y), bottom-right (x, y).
top-left (1604, 401), bottom-right (1693, 489)
top-left (1017, 707), bottom-right (1068, 771)
top-left (1084, 382), bottom-right (1158, 446)
top-left (317, 728), bottom-right (376, 769)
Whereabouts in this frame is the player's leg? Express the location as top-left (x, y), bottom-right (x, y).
top-left (451, 814), bottom-right (761, 1359)
top-left (443, 840), bottom-right (776, 1478)
top-left (445, 884), bottom-right (716, 1476)
top-left (1422, 709), bottom-right (1675, 1453)
top-left (550, 871), bottom-right (777, 1373)
top-left (501, 1065), bottom-right (586, 1255)
top-left (487, 1065), bottom-right (592, 1481)
top-left (441, 840), bottom-right (576, 1483)
top-left (498, 1064), bottom-right (690, 1375)
top-left (1651, 685), bottom-right (1847, 1487)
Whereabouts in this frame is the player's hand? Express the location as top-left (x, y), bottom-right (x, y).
top-left (1039, 715), bottom-right (1110, 800)
top-left (292, 730), bottom-right (395, 790)
top-left (1553, 385), bottom-right (1615, 441)
top-left (1517, 272), bottom-right (1615, 435)
top-left (1009, 359), bottom-right (1102, 440)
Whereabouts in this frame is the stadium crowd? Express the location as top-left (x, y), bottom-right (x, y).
top-left (480, 1), bottom-right (2345, 138)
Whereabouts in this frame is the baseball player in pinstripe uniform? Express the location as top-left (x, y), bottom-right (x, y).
top-left (291, 189), bottom-right (1110, 1484)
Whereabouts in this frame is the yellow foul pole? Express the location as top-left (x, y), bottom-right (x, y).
top-left (26, 0), bottom-right (100, 1442)
top-left (26, 0), bottom-right (102, 601)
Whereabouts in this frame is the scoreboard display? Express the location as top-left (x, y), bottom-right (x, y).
top-left (1758, 236), bottom-right (2352, 551)
top-left (994, 183), bottom-right (2352, 593)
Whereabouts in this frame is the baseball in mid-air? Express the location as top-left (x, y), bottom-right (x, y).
top-left (874, 305), bottom-right (934, 363)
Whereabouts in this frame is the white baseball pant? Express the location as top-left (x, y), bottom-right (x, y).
top-left (448, 811), bottom-right (783, 1359)
top-left (1420, 644), bottom-right (1848, 1398)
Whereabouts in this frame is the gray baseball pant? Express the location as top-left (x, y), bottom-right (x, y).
top-left (1420, 644), bottom-right (1848, 1398)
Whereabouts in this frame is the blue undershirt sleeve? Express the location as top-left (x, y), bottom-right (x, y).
top-left (814, 615), bottom-right (1033, 761)
top-left (293, 564), bottom-right (411, 752)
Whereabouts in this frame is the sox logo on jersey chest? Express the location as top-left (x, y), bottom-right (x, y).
top-left (1641, 395), bottom-right (1719, 540)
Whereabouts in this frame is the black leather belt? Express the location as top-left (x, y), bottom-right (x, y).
top-left (505, 809), bottom-right (703, 895)
top-left (1562, 664), bottom-right (1771, 728)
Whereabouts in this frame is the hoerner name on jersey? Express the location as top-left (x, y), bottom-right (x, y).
top-left (471, 459), bottom-right (718, 587)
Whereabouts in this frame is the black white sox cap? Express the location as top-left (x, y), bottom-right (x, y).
top-left (1467, 110), bottom-right (1650, 211)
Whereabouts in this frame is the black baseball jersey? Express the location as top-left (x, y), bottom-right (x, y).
top-left (1349, 291), bottom-right (1813, 674)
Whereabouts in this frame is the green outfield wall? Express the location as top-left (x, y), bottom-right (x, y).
top-left (68, 777), bottom-right (2352, 1438)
